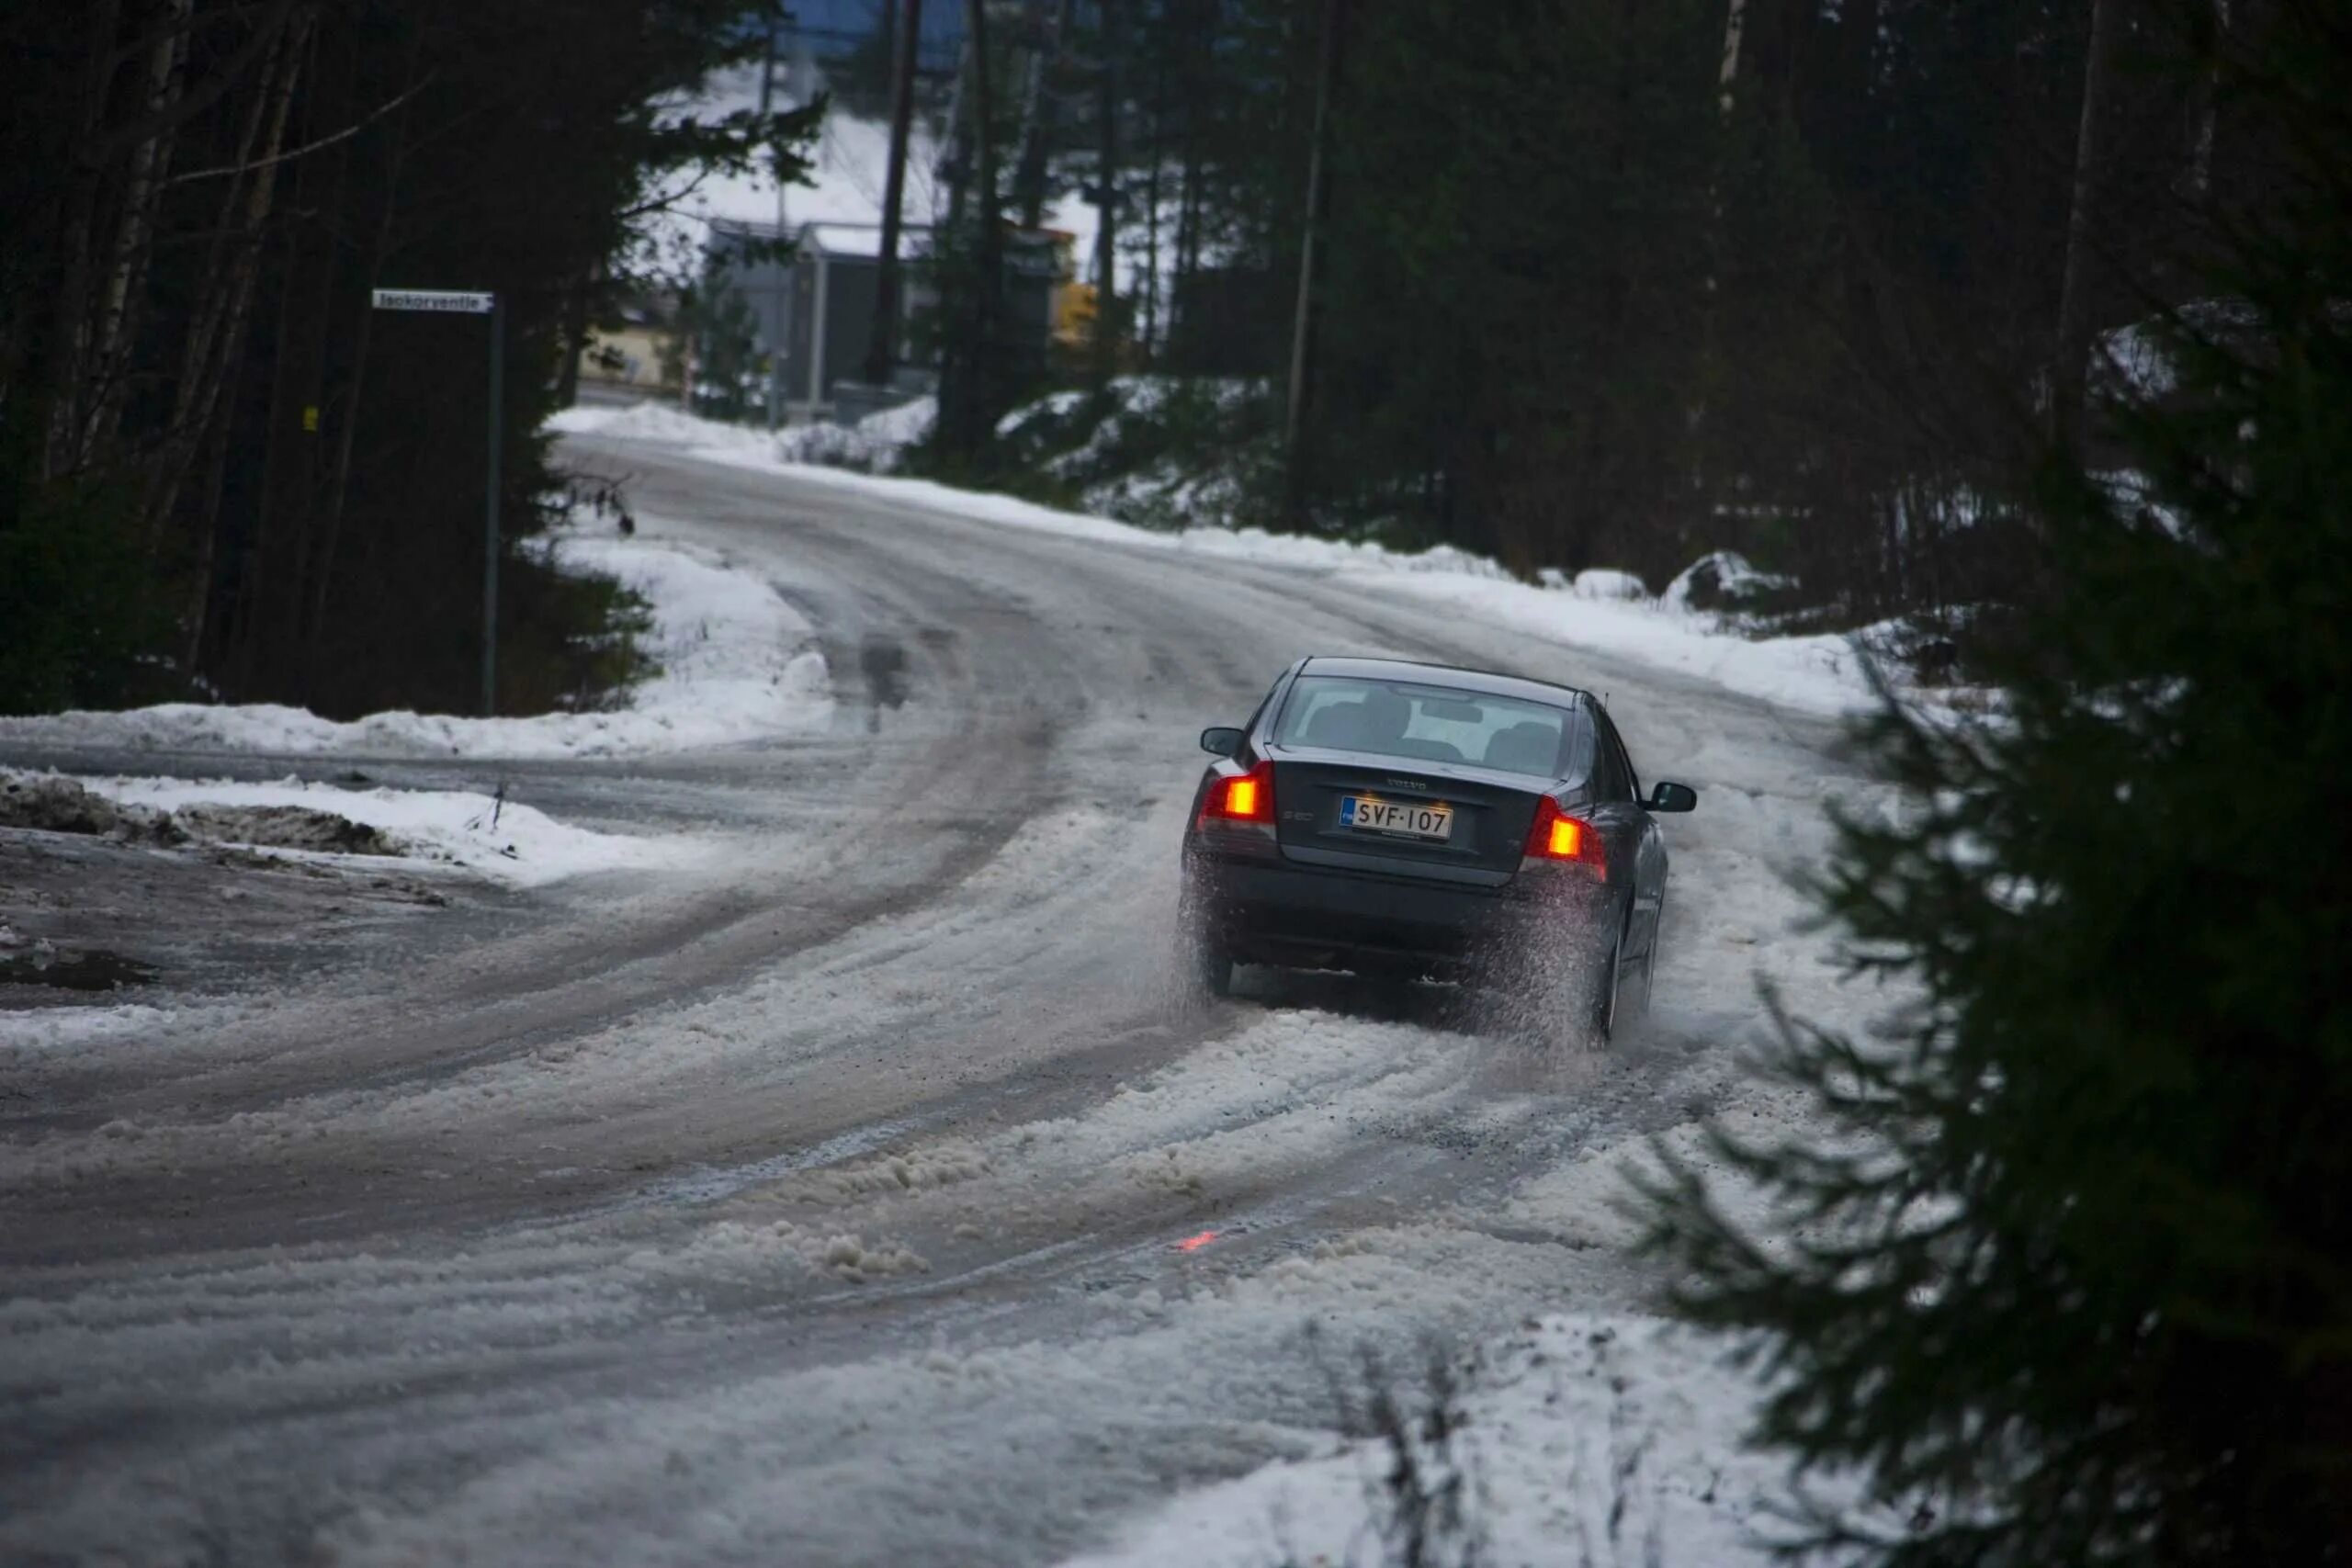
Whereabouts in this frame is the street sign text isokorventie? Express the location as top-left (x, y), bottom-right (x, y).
top-left (371, 288), bottom-right (495, 314)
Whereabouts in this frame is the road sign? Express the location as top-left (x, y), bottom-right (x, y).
top-left (371, 288), bottom-right (495, 315)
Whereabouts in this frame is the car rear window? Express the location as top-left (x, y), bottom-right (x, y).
top-left (1271, 674), bottom-right (1579, 775)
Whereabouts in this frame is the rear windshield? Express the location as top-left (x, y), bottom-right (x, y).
top-left (1271, 673), bottom-right (1582, 775)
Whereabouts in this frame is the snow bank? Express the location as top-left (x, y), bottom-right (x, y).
top-left (556, 395), bottom-right (935, 475)
top-left (562, 400), bottom-right (1879, 716)
top-left (0, 522), bottom-right (831, 759)
top-left (773, 395), bottom-right (933, 471)
top-left (70, 773), bottom-right (710, 886)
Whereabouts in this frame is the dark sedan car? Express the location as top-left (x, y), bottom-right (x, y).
top-left (1179, 656), bottom-right (1696, 1041)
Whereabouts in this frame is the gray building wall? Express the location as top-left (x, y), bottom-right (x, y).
top-left (707, 219), bottom-right (1056, 423)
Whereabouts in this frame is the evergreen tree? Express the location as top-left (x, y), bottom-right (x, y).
top-left (1634, 6), bottom-right (2352, 1562)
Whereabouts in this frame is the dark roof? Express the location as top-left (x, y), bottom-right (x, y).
top-left (1296, 656), bottom-right (1590, 709)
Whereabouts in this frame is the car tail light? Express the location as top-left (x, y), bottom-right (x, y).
top-left (1202, 758), bottom-right (1274, 824)
top-left (1524, 796), bottom-right (1604, 876)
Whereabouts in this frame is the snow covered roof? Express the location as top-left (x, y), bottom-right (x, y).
top-left (797, 221), bottom-right (933, 260)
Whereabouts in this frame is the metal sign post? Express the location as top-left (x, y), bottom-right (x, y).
top-left (370, 288), bottom-right (503, 716)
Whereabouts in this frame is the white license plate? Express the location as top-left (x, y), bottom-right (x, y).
top-left (1340, 795), bottom-right (1453, 840)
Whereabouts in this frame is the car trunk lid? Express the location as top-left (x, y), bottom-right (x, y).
top-left (1269, 748), bottom-right (1547, 886)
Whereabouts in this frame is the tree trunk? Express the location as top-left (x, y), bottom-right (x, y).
top-left (864, 0), bottom-right (922, 386)
top-left (1718, 0), bottom-right (1748, 114)
top-left (168, 9), bottom-right (312, 673)
top-left (1173, 96), bottom-right (1202, 370)
top-left (970, 0), bottom-right (1002, 404)
top-left (555, 265), bottom-right (590, 409)
top-left (1282, 0), bottom-right (1343, 522)
top-left (937, 0), bottom-right (1003, 456)
top-left (41, 0), bottom-right (125, 482)
top-left (81, 0), bottom-right (191, 471)
top-left (152, 9), bottom-right (298, 539)
top-left (1141, 30), bottom-right (1166, 363)
top-left (1011, 0), bottom-right (1071, 230)
top-left (2052, 0), bottom-right (2122, 454)
top-left (247, 14), bottom-right (352, 692)
top-left (311, 39), bottom-right (418, 658)
top-left (2183, 0), bottom-right (2230, 200)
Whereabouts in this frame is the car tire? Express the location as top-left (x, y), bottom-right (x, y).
top-left (1631, 894), bottom-right (1661, 1021)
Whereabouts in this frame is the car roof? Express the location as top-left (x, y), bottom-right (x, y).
top-left (1295, 655), bottom-right (1592, 710)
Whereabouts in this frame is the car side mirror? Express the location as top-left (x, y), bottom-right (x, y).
top-left (1200, 726), bottom-right (1245, 757)
top-left (1647, 781), bottom-right (1698, 813)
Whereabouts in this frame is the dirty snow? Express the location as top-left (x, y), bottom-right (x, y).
top-left (0, 1003), bottom-right (179, 1056)
top-left (0, 523), bottom-right (830, 759)
top-left (61, 773), bottom-right (711, 887)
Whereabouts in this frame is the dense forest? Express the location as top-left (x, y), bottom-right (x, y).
top-left (0, 1), bottom-right (817, 716)
top-left (887, 0), bottom-right (2284, 646)
top-left (0, 1), bottom-right (2290, 712)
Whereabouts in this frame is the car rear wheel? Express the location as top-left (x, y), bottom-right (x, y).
top-left (1632, 895), bottom-right (1661, 1021)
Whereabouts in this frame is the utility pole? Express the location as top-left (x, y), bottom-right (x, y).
top-left (759, 3), bottom-right (777, 117)
top-left (970, 0), bottom-right (1002, 354)
top-left (1013, 0), bottom-right (1075, 231)
top-left (1283, 0), bottom-right (1342, 523)
top-left (1091, 0), bottom-right (1121, 388)
top-left (762, 3), bottom-right (807, 430)
top-left (865, 0), bottom-right (923, 388)
top-left (939, 0), bottom-right (1003, 456)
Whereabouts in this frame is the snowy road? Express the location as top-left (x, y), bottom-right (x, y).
top-left (1, 438), bottom-right (1876, 1564)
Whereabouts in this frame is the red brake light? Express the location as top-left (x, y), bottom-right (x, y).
top-left (1524, 796), bottom-right (1604, 874)
top-left (1204, 758), bottom-right (1275, 823)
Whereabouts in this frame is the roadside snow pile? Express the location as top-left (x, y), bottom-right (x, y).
top-left (1, 773), bottom-right (182, 841)
top-left (1663, 550), bottom-right (1799, 614)
top-left (1066, 1312), bottom-right (1804, 1568)
top-left (773, 395), bottom-right (933, 472)
top-left (553, 394), bottom-right (934, 475)
top-left (1003, 377), bottom-right (1271, 530)
top-left (3, 770), bottom-right (404, 855)
top-left (548, 400), bottom-right (772, 455)
top-left (1541, 566), bottom-right (1650, 602)
top-left (64, 773), bottom-right (705, 886)
top-left (0, 522), bottom-right (830, 759)
top-left (780, 467), bottom-right (1880, 716)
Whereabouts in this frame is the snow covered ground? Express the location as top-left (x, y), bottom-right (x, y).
top-left (1065, 1314), bottom-right (1788, 1568)
top-left (0, 520), bottom-right (831, 759)
top-left (4, 429), bottom-right (1895, 1567)
top-left (555, 398), bottom-right (1881, 718)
